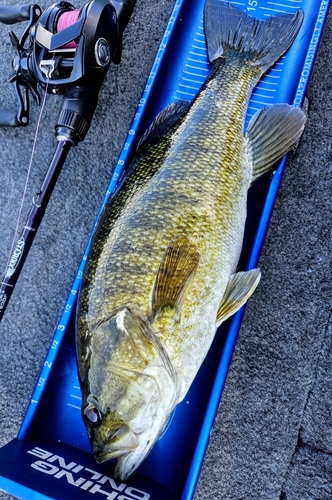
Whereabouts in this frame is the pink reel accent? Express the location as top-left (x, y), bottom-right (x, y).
top-left (56, 9), bottom-right (80, 48)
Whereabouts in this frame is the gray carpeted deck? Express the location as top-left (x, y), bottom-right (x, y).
top-left (0, 1), bottom-right (331, 499)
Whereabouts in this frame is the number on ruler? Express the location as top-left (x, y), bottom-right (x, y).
top-left (51, 340), bottom-right (59, 349)
top-left (247, 0), bottom-right (258, 11)
top-left (38, 377), bottom-right (45, 387)
top-left (137, 98), bottom-right (146, 108)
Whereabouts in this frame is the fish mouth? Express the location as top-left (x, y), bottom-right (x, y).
top-left (94, 450), bottom-right (122, 464)
top-left (92, 425), bottom-right (139, 464)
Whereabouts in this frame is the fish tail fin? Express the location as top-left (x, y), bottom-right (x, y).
top-left (204, 0), bottom-right (303, 74)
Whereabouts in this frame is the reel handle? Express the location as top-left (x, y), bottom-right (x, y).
top-left (0, 5), bottom-right (31, 24)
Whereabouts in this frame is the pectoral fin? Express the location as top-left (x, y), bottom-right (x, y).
top-left (151, 235), bottom-right (199, 321)
top-left (216, 269), bottom-right (261, 325)
top-left (246, 104), bottom-right (306, 184)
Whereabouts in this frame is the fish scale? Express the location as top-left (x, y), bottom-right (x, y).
top-left (76, 0), bottom-right (306, 480)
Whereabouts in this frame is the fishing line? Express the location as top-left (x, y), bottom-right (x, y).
top-left (3, 77), bottom-right (50, 278)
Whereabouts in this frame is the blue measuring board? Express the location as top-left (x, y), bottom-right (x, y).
top-left (0, 0), bottom-right (329, 499)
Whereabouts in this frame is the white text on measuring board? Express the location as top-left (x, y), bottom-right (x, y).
top-left (28, 447), bottom-right (150, 499)
top-left (294, 1), bottom-right (329, 105)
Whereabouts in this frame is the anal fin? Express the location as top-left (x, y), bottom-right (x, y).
top-left (217, 269), bottom-right (261, 325)
top-left (151, 235), bottom-right (199, 321)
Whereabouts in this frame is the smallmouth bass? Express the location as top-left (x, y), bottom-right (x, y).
top-left (76, 0), bottom-right (306, 480)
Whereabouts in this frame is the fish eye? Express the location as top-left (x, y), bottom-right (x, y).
top-left (83, 404), bottom-right (103, 428)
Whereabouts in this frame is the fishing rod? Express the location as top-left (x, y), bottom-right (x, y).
top-left (0, 0), bottom-right (136, 321)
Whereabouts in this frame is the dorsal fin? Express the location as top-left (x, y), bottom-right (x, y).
top-left (150, 235), bottom-right (199, 321)
top-left (137, 100), bottom-right (190, 151)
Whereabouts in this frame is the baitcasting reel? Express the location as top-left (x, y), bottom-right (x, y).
top-left (0, 0), bottom-right (135, 143)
